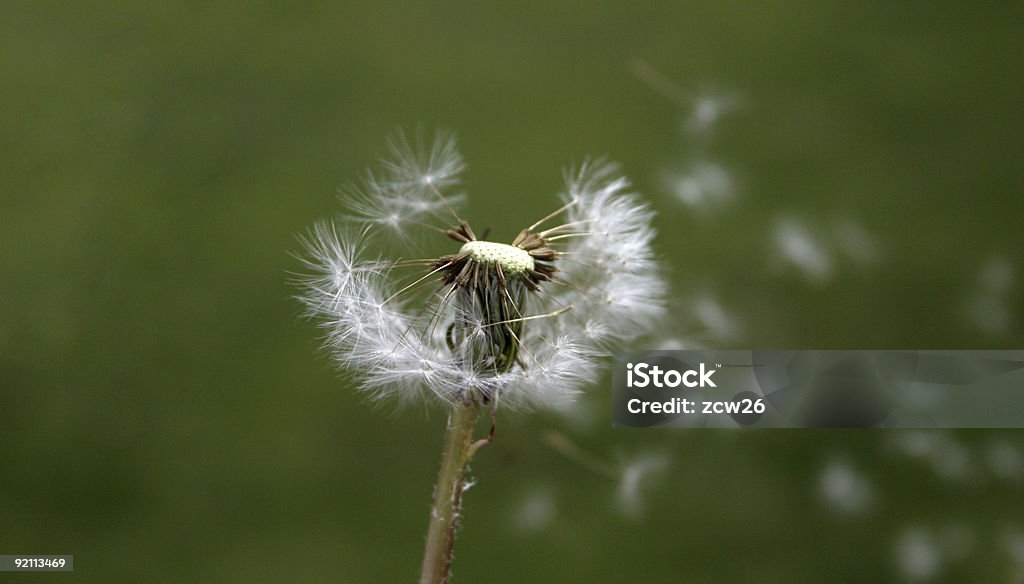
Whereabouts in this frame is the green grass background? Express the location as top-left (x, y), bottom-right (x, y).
top-left (2, 1), bottom-right (1023, 582)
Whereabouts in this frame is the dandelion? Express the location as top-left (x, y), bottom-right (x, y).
top-left (296, 129), bottom-right (664, 583)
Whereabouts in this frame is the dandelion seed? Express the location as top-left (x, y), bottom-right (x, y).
top-left (819, 457), bottom-right (873, 515)
top-left (655, 336), bottom-right (694, 350)
top-left (513, 486), bottom-right (557, 533)
top-left (985, 440), bottom-right (1023, 482)
top-left (896, 527), bottom-right (942, 581)
top-left (938, 524), bottom-right (975, 561)
top-left (965, 255), bottom-right (1015, 337)
top-left (686, 90), bottom-right (743, 135)
top-left (772, 216), bottom-right (833, 282)
top-left (298, 130), bottom-right (664, 411)
top-left (978, 255), bottom-right (1014, 293)
top-left (665, 160), bottom-right (736, 213)
top-left (690, 293), bottom-right (741, 342)
top-left (1005, 527), bottom-right (1024, 569)
top-left (888, 431), bottom-right (974, 483)
top-left (629, 59), bottom-right (741, 137)
top-left (616, 452), bottom-right (670, 519)
top-left (832, 217), bottom-right (879, 265)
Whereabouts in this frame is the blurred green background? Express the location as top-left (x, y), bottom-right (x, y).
top-left (3, 1), bottom-right (1023, 582)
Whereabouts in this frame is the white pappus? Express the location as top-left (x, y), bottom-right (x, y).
top-left (297, 129), bottom-right (665, 410)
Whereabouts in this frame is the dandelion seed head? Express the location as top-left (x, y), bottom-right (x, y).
top-left (460, 241), bottom-right (535, 275)
top-left (297, 131), bottom-right (664, 409)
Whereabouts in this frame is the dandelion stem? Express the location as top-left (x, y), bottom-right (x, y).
top-left (419, 399), bottom-right (483, 584)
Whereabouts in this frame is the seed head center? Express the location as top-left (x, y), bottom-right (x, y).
top-left (460, 241), bottom-right (535, 275)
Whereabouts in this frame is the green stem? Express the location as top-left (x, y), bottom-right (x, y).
top-left (418, 400), bottom-right (482, 584)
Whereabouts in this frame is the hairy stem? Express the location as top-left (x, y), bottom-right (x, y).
top-left (419, 400), bottom-right (482, 584)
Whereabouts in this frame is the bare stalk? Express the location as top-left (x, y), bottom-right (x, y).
top-left (419, 400), bottom-right (482, 584)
